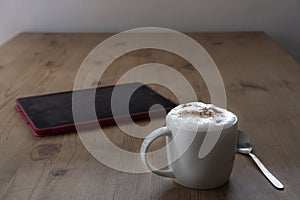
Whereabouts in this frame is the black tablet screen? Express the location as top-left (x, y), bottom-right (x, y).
top-left (17, 83), bottom-right (177, 130)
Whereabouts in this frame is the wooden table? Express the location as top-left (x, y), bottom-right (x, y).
top-left (1, 32), bottom-right (300, 199)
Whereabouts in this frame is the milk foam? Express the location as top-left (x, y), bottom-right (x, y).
top-left (166, 102), bottom-right (237, 131)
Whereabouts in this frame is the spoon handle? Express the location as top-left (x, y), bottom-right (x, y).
top-left (249, 153), bottom-right (284, 190)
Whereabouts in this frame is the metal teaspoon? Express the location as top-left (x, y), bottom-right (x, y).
top-left (237, 130), bottom-right (284, 190)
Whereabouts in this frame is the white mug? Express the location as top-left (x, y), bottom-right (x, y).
top-left (140, 102), bottom-right (238, 189)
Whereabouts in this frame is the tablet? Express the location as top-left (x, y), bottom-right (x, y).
top-left (16, 82), bottom-right (177, 136)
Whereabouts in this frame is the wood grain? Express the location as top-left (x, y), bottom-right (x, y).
top-left (0, 32), bottom-right (300, 199)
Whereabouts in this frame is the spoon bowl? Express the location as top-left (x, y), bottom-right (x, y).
top-left (237, 130), bottom-right (253, 154)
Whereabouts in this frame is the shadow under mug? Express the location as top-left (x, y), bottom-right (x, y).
top-left (140, 119), bottom-right (238, 189)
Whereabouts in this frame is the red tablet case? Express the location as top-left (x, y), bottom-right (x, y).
top-left (16, 83), bottom-right (176, 136)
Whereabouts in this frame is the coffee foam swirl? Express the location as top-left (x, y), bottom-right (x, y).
top-left (166, 102), bottom-right (237, 131)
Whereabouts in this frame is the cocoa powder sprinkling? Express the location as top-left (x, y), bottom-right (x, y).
top-left (179, 107), bottom-right (214, 118)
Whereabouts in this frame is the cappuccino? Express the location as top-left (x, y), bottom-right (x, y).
top-left (141, 102), bottom-right (238, 189)
top-left (166, 102), bottom-right (237, 131)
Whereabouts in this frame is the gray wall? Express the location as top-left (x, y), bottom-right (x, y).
top-left (1, 0), bottom-right (299, 62)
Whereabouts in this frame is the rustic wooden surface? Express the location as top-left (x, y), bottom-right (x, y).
top-left (0, 32), bottom-right (300, 199)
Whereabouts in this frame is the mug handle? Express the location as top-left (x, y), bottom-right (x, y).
top-left (140, 127), bottom-right (175, 178)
